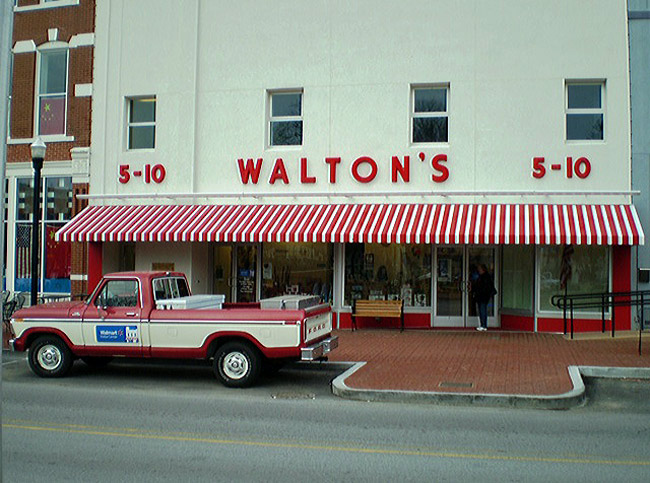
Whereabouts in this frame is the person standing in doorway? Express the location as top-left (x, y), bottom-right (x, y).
top-left (472, 264), bottom-right (496, 331)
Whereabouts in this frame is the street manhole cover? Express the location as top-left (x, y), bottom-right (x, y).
top-left (271, 392), bottom-right (316, 400)
top-left (439, 381), bottom-right (473, 389)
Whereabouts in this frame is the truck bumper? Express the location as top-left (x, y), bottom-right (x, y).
top-left (300, 336), bottom-right (339, 361)
top-left (8, 338), bottom-right (17, 351)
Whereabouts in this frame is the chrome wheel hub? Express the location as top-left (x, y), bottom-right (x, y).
top-left (37, 344), bottom-right (62, 371)
top-left (222, 351), bottom-right (249, 380)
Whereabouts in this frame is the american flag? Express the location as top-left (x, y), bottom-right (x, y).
top-left (15, 224), bottom-right (32, 279)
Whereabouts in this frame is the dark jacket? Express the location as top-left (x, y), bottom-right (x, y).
top-left (473, 272), bottom-right (496, 304)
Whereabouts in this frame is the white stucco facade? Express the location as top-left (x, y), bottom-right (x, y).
top-left (91, 0), bottom-right (632, 205)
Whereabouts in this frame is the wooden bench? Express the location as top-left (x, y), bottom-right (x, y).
top-left (352, 299), bottom-right (404, 332)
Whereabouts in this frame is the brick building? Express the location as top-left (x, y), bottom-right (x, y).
top-left (5, 0), bottom-right (94, 299)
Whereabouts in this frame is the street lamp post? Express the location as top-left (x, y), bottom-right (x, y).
top-left (30, 138), bottom-right (46, 306)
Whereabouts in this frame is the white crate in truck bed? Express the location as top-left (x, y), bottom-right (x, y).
top-left (156, 294), bottom-right (226, 310)
top-left (259, 295), bottom-right (321, 310)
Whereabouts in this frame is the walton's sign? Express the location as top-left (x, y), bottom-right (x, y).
top-left (236, 153), bottom-right (450, 186)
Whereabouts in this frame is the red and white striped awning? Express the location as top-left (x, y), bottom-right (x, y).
top-left (56, 203), bottom-right (645, 245)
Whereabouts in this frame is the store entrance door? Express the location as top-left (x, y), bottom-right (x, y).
top-left (211, 244), bottom-right (259, 303)
top-left (434, 246), bottom-right (498, 328)
top-left (235, 244), bottom-right (258, 303)
top-left (212, 245), bottom-right (233, 302)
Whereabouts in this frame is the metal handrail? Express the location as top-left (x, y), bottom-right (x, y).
top-left (551, 290), bottom-right (650, 354)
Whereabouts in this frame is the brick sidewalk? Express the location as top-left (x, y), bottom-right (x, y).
top-left (328, 330), bottom-right (650, 396)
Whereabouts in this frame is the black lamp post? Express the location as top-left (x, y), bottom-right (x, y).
top-left (30, 137), bottom-right (46, 306)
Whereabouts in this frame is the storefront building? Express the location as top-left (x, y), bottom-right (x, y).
top-left (58, 0), bottom-right (643, 332)
top-left (5, 0), bottom-right (95, 298)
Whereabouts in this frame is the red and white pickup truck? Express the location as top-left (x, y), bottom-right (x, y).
top-left (9, 271), bottom-right (337, 387)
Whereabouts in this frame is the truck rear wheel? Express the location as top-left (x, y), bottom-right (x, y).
top-left (28, 335), bottom-right (73, 378)
top-left (213, 342), bottom-right (261, 388)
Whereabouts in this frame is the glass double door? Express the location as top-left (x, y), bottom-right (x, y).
top-left (434, 246), bottom-right (498, 328)
top-left (212, 244), bottom-right (258, 303)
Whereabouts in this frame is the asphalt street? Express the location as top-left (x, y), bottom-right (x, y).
top-left (2, 353), bottom-right (650, 482)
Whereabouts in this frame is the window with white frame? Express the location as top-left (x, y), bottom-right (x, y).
top-left (411, 86), bottom-right (448, 144)
top-left (127, 97), bottom-right (156, 149)
top-left (37, 49), bottom-right (68, 136)
top-left (269, 91), bottom-right (303, 146)
top-left (565, 81), bottom-right (604, 141)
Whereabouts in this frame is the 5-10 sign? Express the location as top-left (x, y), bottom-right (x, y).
top-left (531, 156), bottom-right (591, 179)
top-left (119, 164), bottom-right (166, 184)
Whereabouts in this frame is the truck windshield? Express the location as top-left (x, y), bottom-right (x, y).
top-left (153, 277), bottom-right (190, 300)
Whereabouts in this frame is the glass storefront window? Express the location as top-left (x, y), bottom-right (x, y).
top-left (261, 242), bottom-right (333, 302)
top-left (43, 223), bottom-right (71, 292)
top-left (45, 177), bottom-right (72, 221)
top-left (14, 177), bottom-right (72, 294)
top-left (501, 245), bottom-right (534, 312)
top-left (344, 243), bottom-right (431, 307)
top-left (538, 245), bottom-right (609, 312)
top-left (16, 178), bottom-right (36, 221)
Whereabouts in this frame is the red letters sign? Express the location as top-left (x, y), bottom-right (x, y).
top-left (532, 156), bottom-right (591, 180)
top-left (236, 153), bottom-right (450, 186)
top-left (118, 164), bottom-right (166, 184)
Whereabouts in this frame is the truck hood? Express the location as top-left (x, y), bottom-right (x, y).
top-left (12, 301), bottom-right (87, 320)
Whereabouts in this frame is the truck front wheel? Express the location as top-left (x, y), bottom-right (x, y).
top-left (28, 335), bottom-right (73, 378)
top-left (213, 342), bottom-right (261, 388)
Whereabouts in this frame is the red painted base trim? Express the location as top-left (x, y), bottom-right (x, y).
top-left (500, 314), bottom-right (534, 331)
top-left (337, 312), bottom-right (431, 330)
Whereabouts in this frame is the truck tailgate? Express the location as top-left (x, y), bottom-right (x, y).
top-left (304, 309), bottom-right (332, 344)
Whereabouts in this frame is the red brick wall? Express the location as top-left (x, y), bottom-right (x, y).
top-left (9, 0), bottom-right (95, 162)
top-left (68, 47), bottom-right (92, 145)
top-left (14, 0), bottom-right (95, 45)
top-left (71, 182), bottom-right (89, 296)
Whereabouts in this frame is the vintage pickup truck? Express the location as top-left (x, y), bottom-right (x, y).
top-left (9, 271), bottom-right (337, 387)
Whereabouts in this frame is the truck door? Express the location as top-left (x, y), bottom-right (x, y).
top-left (81, 278), bottom-right (143, 356)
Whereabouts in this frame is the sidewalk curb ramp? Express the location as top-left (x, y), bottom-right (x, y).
top-left (329, 362), bottom-right (650, 410)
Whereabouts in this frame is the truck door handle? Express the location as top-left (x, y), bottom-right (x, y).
top-left (126, 312), bottom-right (137, 316)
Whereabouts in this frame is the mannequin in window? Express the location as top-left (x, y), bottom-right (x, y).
top-left (376, 265), bottom-right (388, 282)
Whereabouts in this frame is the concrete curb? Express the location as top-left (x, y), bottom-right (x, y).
top-left (329, 362), bottom-right (650, 410)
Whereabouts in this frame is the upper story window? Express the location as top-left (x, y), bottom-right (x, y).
top-left (565, 81), bottom-right (604, 141)
top-left (37, 50), bottom-right (68, 136)
top-left (127, 97), bottom-right (156, 149)
top-left (411, 86), bottom-right (448, 144)
top-left (269, 91), bottom-right (303, 146)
